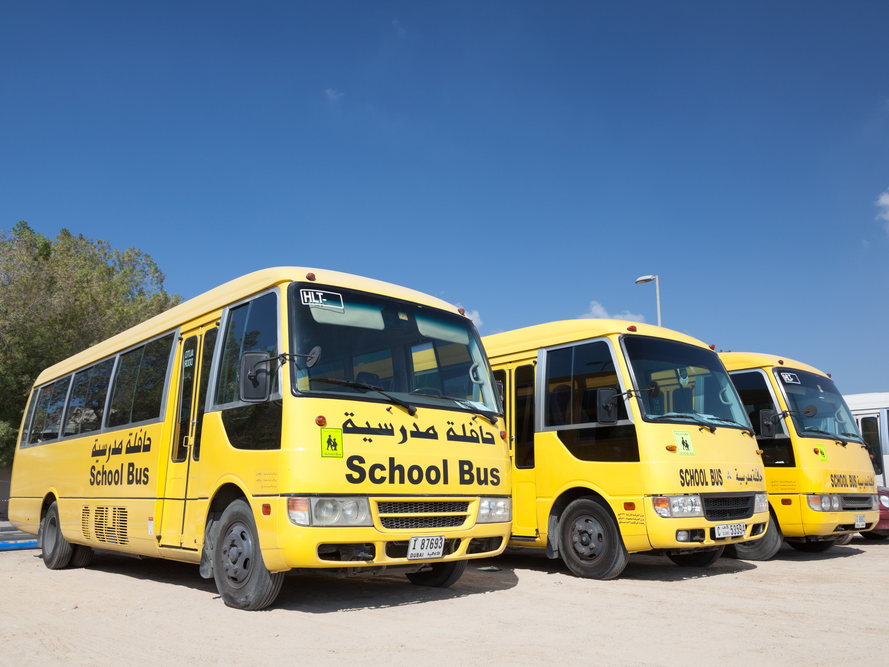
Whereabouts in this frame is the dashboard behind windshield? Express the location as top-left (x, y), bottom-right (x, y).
top-left (622, 336), bottom-right (750, 429)
top-left (773, 368), bottom-right (862, 442)
top-left (288, 283), bottom-right (500, 414)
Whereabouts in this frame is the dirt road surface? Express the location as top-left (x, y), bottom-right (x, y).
top-left (2, 537), bottom-right (886, 667)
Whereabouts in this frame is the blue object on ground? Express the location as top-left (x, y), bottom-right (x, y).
top-left (0, 540), bottom-right (38, 551)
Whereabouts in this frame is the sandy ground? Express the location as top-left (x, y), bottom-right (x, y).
top-left (1, 537), bottom-right (886, 667)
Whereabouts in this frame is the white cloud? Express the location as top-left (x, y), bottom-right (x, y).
top-left (876, 189), bottom-right (889, 235)
top-left (579, 300), bottom-right (646, 323)
top-left (456, 303), bottom-right (482, 328)
top-left (325, 88), bottom-right (343, 102)
top-left (393, 18), bottom-right (406, 37)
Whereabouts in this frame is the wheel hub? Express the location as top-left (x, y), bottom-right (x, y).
top-left (571, 517), bottom-right (605, 559)
top-left (220, 522), bottom-right (254, 588)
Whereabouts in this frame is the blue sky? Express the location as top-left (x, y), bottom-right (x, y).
top-left (2, 1), bottom-right (888, 394)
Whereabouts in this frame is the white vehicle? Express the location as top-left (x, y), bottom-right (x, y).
top-left (845, 393), bottom-right (888, 487)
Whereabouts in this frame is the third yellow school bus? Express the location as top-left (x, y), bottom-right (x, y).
top-left (9, 268), bottom-right (511, 609)
top-left (720, 352), bottom-right (879, 559)
top-left (483, 320), bottom-right (768, 578)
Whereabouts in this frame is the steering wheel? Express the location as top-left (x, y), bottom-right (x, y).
top-left (410, 387), bottom-right (442, 397)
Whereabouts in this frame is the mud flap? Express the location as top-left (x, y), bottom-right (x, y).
top-left (198, 512), bottom-right (220, 579)
top-left (546, 512), bottom-right (560, 559)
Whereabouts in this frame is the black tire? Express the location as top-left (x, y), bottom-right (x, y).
top-left (405, 559), bottom-right (467, 588)
top-left (787, 538), bottom-right (836, 553)
top-left (212, 499), bottom-right (284, 610)
top-left (724, 514), bottom-right (783, 561)
top-left (861, 530), bottom-right (889, 541)
top-left (69, 545), bottom-right (94, 568)
top-left (558, 498), bottom-right (628, 580)
top-left (667, 546), bottom-right (725, 567)
top-left (834, 534), bottom-right (853, 546)
top-left (41, 501), bottom-right (74, 570)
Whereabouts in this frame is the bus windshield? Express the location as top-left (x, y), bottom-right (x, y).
top-left (288, 283), bottom-right (500, 415)
top-left (623, 336), bottom-right (750, 430)
top-left (774, 368), bottom-right (862, 442)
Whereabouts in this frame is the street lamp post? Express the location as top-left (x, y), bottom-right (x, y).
top-left (635, 274), bottom-right (661, 326)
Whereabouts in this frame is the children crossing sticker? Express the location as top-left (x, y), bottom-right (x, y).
top-left (674, 430), bottom-right (695, 456)
top-left (321, 428), bottom-right (343, 458)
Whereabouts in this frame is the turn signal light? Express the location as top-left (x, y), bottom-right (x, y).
top-left (666, 444), bottom-right (677, 452)
top-left (262, 504), bottom-right (271, 516)
top-left (782, 498), bottom-right (792, 505)
top-left (316, 415), bottom-right (327, 426)
top-left (624, 502), bottom-right (636, 510)
top-left (500, 430), bottom-right (507, 440)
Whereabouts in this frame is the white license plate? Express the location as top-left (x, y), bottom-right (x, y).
top-left (715, 523), bottom-right (746, 539)
top-left (855, 514), bottom-right (866, 529)
top-left (407, 535), bottom-right (445, 560)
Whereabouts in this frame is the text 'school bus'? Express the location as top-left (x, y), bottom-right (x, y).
top-left (9, 268), bottom-right (511, 610)
top-left (845, 392), bottom-right (889, 488)
top-left (482, 320), bottom-right (768, 579)
top-left (720, 353), bottom-right (879, 560)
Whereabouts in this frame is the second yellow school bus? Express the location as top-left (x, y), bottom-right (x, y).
top-left (483, 320), bottom-right (768, 579)
top-left (9, 268), bottom-right (511, 609)
top-left (720, 352), bottom-right (879, 559)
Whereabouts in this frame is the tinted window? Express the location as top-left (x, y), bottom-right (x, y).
top-left (173, 337), bottom-right (198, 463)
top-left (514, 365), bottom-right (535, 468)
top-left (545, 341), bottom-right (626, 427)
top-left (216, 293), bottom-right (278, 406)
top-left (730, 371), bottom-right (785, 437)
top-left (108, 334), bottom-right (175, 428)
top-left (28, 377), bottom-right (72, 444)
top-left (64, 359), bottom-right (114, 436)
top-left (861, 417), bottom-right (883, 476)
top-left (19, 391), bottom-right (38, 447)
top-left (193, 327), bottom-right (218, 461)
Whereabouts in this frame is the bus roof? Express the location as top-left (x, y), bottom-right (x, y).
top-left (844, 392), bottom-right (889, 411)
top-left (482, 319), bottom-right (709, 362)
top-left (719, 352), bottom-right (826, 377)
top-left (34, 267), bottom-right (463, 384)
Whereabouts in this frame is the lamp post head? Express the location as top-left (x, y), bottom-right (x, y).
top-left (635, 275), bottom-right (656, 284)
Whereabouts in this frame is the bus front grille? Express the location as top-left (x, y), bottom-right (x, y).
top-left (377, 501), bottom-right (469, 514)
top-left (701, 494), bottom-right (754, 521)
top-left (380, 515), bottom-right (467, 530)
top-left (841, 495), bottom-right (873, 510)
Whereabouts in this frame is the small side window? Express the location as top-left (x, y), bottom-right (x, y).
top-left (514, 365), bottom-right (535, 468)
top-left (215, 293), bottom-right (279, 406)
top-left (18, 390), bottom-right (39, 448)
top-left (545, 341), bottom-right (625, 427)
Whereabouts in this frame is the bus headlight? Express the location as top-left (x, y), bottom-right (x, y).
top-left (477, 497), bottom-right (511, 523)
top-left (807, 494), bottom-right (840, 512)
top-left (652, 495), bottom-right (703, 518)
top-left (287, 497), bottom-right (372, 527)
top-left (754, 493), bottom-right (768, 514)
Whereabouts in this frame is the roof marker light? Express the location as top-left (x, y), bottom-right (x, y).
top-left (627, 325), bottom-right (637, 332)
top-left (709, 344), bottom-right (716, 350)
top-left (458, 308), bottom-right (466, 315)
top-left (306, 272), bottom-right (316, 281)
top-left (778, 359), bottom-right (784, 365)
top-left (827, 373), bottom-right (832, 378)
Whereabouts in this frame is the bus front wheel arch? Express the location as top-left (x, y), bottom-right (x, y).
top-left (211, 498), bottom-right (284, 610)
top-left (558, 497), bottom-right (629, 580)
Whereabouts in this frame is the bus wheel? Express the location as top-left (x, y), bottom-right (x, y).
top-left (212, 500), bottom-right (284, 610)
top-left (787, 539), bottom-right (836, 553)
top-left (69, 545), bottom-right (94, 568)
top-left (667, 546), bottom-right (724, 567)
top-left (41, 501), bottom-right (74, 570)
top-left (559, 498), bottom-right (628, 580)
top-left (406, 559), bottom-right (467, 588)
top-left (724, 516), bottom-right (783, 561)
top-left (861, 530), bottom-right (888, 541)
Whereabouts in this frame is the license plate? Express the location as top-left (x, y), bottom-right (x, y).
top-left (855, 514), bottom-right (865, 529)
top-left (407, 535), bottom-right (445, 560)
top-left (715, 523), bottom-right (746, 539)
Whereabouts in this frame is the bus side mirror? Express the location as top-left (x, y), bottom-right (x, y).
top-left (240, 351), bottom-right (272, 403)
top-left (597, 388), bottom-right (619, 425)
top-left (760, 409), bottom-right (776, 439)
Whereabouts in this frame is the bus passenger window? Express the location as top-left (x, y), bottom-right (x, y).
top-left (108, 334), bottom-right (175, 428)
top-left (861, 417), bottom-right (883, 476)
top-left (28, 377), bottom-right (72, 444)
top-left (65, 359), bottom-right (114, 436)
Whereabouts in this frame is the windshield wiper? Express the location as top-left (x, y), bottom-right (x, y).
top-left (451, 399), bottom-right (498, 426)
top-left (694, 415), bottom-right (756, 437)
top-left (802, 428), bottom-right (847, 446)
top-left (648, 413), bottom-right (716, 433)
top-left (310, 378), bottom-right (417, 416)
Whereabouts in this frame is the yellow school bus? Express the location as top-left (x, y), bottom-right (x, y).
top-left (9, 268), bottom-right (511, 609)
top-left (720, 353), bottom-right (879, 559)
top-left (483, 320), bottom-right (768, 579)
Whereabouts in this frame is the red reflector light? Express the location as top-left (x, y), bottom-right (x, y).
top-left (500, 430), bottom-right (507, 440)
top-left (627, 325), bottom-right (637, 332)
top-left (306, 272), bottom-right (316, 281)
top-left (827, 373), bottom-right (831, 378)
top-left (458, 307), bottom-right (466, 315)
top-left (782, 498), bottom-right (792, 505)
top-left (316, 415), bottom-right (327, 426)
top-left (814, 448), bottom-right (820, 454)
top-left (778, 359), bottom-right (784, 365)
top-left (709, 344), bottom-right (716, 350)
top-left (262, 504), bottom-right (271, 516)
top-left (624, 502), bottom-right (635, 511)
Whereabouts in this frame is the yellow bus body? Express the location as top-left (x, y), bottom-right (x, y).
top-left (484, 320), bottom-right (768, 577)
top-left (10, 268), bottom-right (510, 608)
top-left (721, 352), bottom-right (878, 549)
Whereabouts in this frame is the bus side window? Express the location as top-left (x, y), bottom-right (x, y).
top-left (545, 341), bottom-right (626, 426)
top-left (108, 334), bottom-right (176, 428)
top-left (860, 417), bottom-right (883, 476)
top-left (18, 390), bottom-right (38, 448)
top-left (514, 365), bottom-right (535, 468)
top-left (492, 369), bottom-right (507, 425)
top-left (64, 359), bottom-right (114, 436)
top-left (192, 327), bottom-right (218, 461)
top-left (730, 370), bottom-right (793, 467)
top-left (28, 377), bottom-right (72, 444)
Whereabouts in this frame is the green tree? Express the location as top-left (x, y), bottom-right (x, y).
top-left (0, 222), bottom-right (181, 466)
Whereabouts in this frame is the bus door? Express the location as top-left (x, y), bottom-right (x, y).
top-left (856, 412), bottom-right (886, 486)
top-left (510, 364), bottom-right (538, 537)
top-left (160, 324), bottom-right (219, 549)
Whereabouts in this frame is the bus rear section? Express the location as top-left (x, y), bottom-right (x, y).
top-left (9, 268), bottom-right (511, 610)
top-left (484, 320), bottom-right (768, 579)
top-left (722, 353), bottom-right (880, 559)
